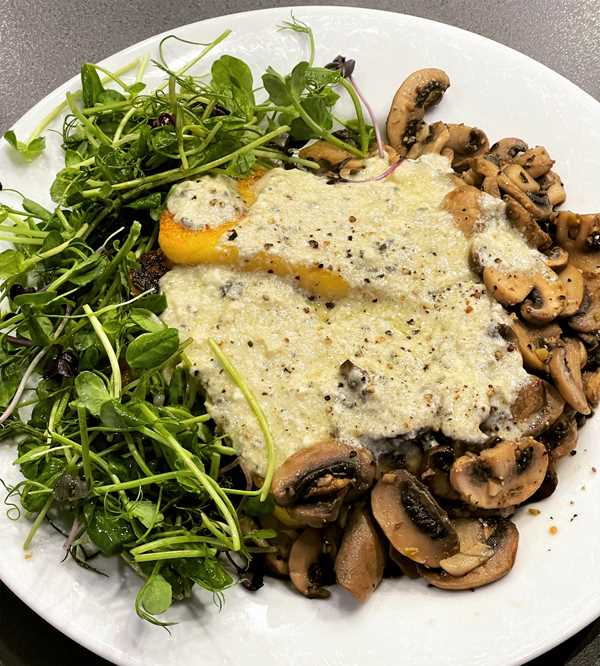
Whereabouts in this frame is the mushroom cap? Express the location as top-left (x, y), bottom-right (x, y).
top-left (386, 68), bottom-right (450, 155)
top-left (450, 438), bottom-right (549, 509)
top-left (489, 138), bottom-right (528, 163)
top-left (371, 470), bottom-right (459, 567)
top-left (421, 519), bottom-right (519, 590)
top-left (438, 518), bottom-right (494, 577)
top-left (289, 528), bottom-right (334, 599)
top-left (445, 124), bottom-right (489, 171)
top-left (335, 504), bottom-right (386, 602)
top-left (271, 440), bottom-right (376, 528)
top-left (570, 275), bottom-right (600, 333)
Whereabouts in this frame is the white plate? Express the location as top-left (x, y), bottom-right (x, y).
top-left (2, 6), bottom-right (600, 666)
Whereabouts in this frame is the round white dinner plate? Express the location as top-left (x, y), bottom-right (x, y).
top-left (1, 6), bottom-right (600, 666)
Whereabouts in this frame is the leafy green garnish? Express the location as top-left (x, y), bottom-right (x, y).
top-left (0, 15), bottom-right (370, 626)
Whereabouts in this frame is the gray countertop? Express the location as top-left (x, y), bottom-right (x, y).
top-left (1, 1), bottom-right (600, 665)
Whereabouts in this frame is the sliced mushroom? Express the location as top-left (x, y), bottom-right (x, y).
top-left (544, 245), bottom-right (570, 270)
top-left (420, 519), bottom-right (519, 590)
top-left (386, 68), bottom-right (450, 155)
top-left (482, 267), bottom-right (566, 323)
top-left (443, 185), bottom-right (482, 236)
top-left (335, 504), bottom-right (385, 602)
top-left (503, 164), bottom-right (540, 194)
top-left (289, 528), bottom-right (334, 598)
top-left (450, 438), bottom-right (548, 508)
top-left (371, 470), bottom-right (459, 567)
top-left (388, 544), bottom-right (421, 578)
top-left (555, 211), bottom-right (600, 275)
top-left (511, 377), bottom-right (564, 436)
top-left (584, 368), bottom-right (600, 407)
top-left (548, 339), bottom-right (590, 414)
top-left (540, 411), bottom-right (578, 460)
top-left (539, 171), bottom-right (566, 207)
top-left (271, 441), bottom-right (376, 528)
top-left (528, 459), bottom-right (559, 501)
top-left (510, 319), bottom-right (561, 373)
top-left (513, 146), bottom-right (554, 178)
top-left (437, 518), bottom-right (494, 577)
top-left (421, 121), bottom-right (450, 155)
top-left (298, 140), bottom-right (354, 167)
top-left (557, 263), bottom-right (584, 317)
top-left (496, 173), bottom-right (553, 219)
top-left (445, 124), bottom-right (489, 171)
top-left (420, 445), bottom-right (460, 501)
top-left (569, 277), bottom-right (600, 333)
top-left (504, 196), bottom-right (551, 249)
top-left (489, 138), bottom-right (528, 163)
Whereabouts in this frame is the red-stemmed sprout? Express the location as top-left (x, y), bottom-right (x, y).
top-left (325, 55), bottom-right (385, 158)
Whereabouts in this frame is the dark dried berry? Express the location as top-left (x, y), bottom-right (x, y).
top-left (44, 348), bottom-right (79, 379)
top-left (130, 250), bottom-right (170, 294)
top-left (149, 112), bottom-right (175, 128)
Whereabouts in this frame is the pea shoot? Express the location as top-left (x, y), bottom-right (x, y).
top-left (0, 16), bottom-right (375, 625)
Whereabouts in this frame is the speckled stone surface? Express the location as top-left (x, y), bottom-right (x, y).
top-left (0, 1), bottom-right (599, 665)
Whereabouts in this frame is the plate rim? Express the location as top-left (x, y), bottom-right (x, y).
top-left (2, 5), bottom-right (600, 666)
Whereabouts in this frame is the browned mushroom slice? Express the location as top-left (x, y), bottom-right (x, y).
top-left (289, 528), bottom-right (334, 598)
top-left (388, 544), bottom-right (421, 578)
top-left (450, 438), bottom-right (548, 509)
top-left (503, 164), bottom-right (541, 194)
top-left (482, 267), bottom-right (566, 323)
top-left (539, 171), bottom-right (566, 207)
top-left (511, 377), bottom-right (564, 436)
top-left (539, 410), bottom-right (578, 460)
top-left (510, 319), bottom-right (561, 373)
top-left (386, 68), bottom-right (450, 156)
top-left (558, 264), bottom-right (585, 317)
top-left (488, 138), bottom-right (528, 163)
top-left (420, 121), bottom-right (451, 155)
top-left (421, 519), bottom-right (519, 590)
top-left (335, 504), bottom-right (386, 602)
top-left (420, 445), bottom-right (460, 501)
top-left (504, 196), bottom-right (551, 249)
top-left (298, 140), bottom-right (354, 167)
top-left (496, 172), bottom-right (553, 220)
top-left (570, 277), bottom-right (600, 333)
top-left (528, 459), bottom-right (559, 501)
top-left (445, 124), bottom-right (489, 171)
top-left (584, 369), bottom-right (600, 407)
top-left (548, 339), bottom-right (590, 414)
top-left (271, 441), bottom-right (376, 528)
top-left (443, 185), bottom-right (482, 236)
top-left (544, 245), bottom-right (570, 270)
top-left (371, 470), bottom-right (459, 567)
top-left (555, 211), bottom-right (600, 275)
top-left (513, 146), bottom-right (554, 178)
top-left (437, 518), bottom-right (494, 577)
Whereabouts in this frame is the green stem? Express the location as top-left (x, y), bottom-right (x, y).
top-left (134, 549), bottom-right (214, 562)
top-left (290, 91), bottom-right (363, 158)
top-left (23, 495), bottom-right (53, 550)
top-left (78, 406), bottom-right (93, 486)
top-left (112, 106), bottom-right (137, 145)
top-left (83, 304), bottom-right (121, 398)
top-left (208, 339), bottom-right (274, 501)
top-left (339, 78), bottom-right (369, 155)
top-left (94, 471), bottom-right (186, 494)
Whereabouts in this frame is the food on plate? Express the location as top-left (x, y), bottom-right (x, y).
top-left (1, 18), bottom-right (598, 621)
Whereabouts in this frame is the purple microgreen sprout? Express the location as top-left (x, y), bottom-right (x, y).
top-left (326, 55), bottom-right (385, 158)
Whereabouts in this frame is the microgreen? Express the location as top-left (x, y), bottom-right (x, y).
top-left (0, 16), bottom-right (376, 626)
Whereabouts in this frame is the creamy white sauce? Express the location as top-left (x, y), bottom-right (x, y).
top-left (161, 155), bottom-right (539, 475)
top-left (168, 175), bottom-right (245, 229)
